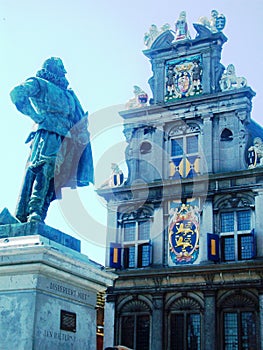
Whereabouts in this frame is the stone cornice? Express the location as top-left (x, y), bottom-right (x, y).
top-left (0, 244), bottom-right (117, 292)
top-left (111, 259), bottom-right (263, 294)
top-left (119, 87), bottom-right (255, 123)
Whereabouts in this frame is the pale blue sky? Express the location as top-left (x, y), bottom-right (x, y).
top-left (0, 0), bottom-right (262, 264)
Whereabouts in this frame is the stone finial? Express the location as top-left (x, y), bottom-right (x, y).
top-left (109, 163), bottom-right (124, 188)
top-left (125, 85), bottom-right (148, 109)
top-left (248, 137), bottom-right (263, 169)
top-left (198, 9), bottom-right (226, 33)
top-left (219, 64), bottom-right (247, 91)
top-left (175, 11), bottom-right (191, 40)
top-left (100, 163), bottom-right (124, 188)
top-left (144, 23), bottom-right (171, 49)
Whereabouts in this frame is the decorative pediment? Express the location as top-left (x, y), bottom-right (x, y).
top-left (170, 297), bottom-right (201, 311)
top-left (169, 122), bottom-right (200, 137)
top-left (120, 299), bottom-right (151, 313)
top-left (219, 196), bottom-right (252, 209)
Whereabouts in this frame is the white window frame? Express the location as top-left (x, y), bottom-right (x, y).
top-left (122, 219), bottom-right (151, 268)
top-left (219, 209), bottom-right (253, 261)
top-left (169, 123), bottom-right (200, 179)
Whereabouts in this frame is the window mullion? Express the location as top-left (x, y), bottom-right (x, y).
top-left (234, 212), bottom-right (239, 261)
top-left (134, 314), bottom-right (137, 349)
top-left (135, 222), bottom-right (139, 268)
top-left (238, 311), bottom-right (242, 350)
top-left (183, 135), bottom-right (187, 177)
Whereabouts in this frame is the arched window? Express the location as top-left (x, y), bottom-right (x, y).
top-left (168, 296), bottom-right (202, 350)
top-left (220, 128), bottom-right (233, 141)
top-left (219, 291), bottom-right (258, 350)
top-left (119, 299), bottom-right (151, 350)
top-left (169, 123), bottom-right (200, 179)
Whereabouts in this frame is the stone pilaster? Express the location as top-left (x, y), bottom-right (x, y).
top-left (199, 198), bottom-right (213, 263)
top-left (254, 189), bottom-right (263, 257)
top-left (203, 291), bottom-right (216, 350)
top-left (259, 292), bottom-right (263, 350)
top-left (104, 293), bottom-right (116, 349)
top-left (105, 202), bottom-right (119, 267)
top-left (151, 294), bottom-right (163, 350)
top-left (202, 115), bottom-right (213, 174)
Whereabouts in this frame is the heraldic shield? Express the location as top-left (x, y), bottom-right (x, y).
top-left (169, 203), bottom-right (200, 264)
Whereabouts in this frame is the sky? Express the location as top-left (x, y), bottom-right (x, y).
top-left (0, 0), bottom-right (262, 265)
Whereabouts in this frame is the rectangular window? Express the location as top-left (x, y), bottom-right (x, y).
top-left (187, 314), bottom-right (201, 350)
top-left (136, 315), bottom-right (150, 350)
top-left (171, 314), bottom-right (184, 350)
top-left (221, 212), bottom-right (234, 232)
top-left (138, 220), bottom-right (150, 240)
top-left (237, 210), bottom-right (251, 231)
top-left (224, 313), bottom-right (238, 350)
top-left (220, 210), bottom-right (254, 262)
top-left (121, 315), bottom-right (150, 350)
top-left (222, 236), bottom-right (235, 261)
top-left (122, 219), bottom-right (151, 269)
top-left (124, 222), bottom-right (136, 241)
top-left (170, 134), bottom-right (199, 179)
top-left (241, 312), bottom-right (257, 349)
top-left (128, 246), bottom-right (135, 268)
top-left (238, 234), bottom-right (254, 260)
top-left (121, 316), bottom-right (134, 349)
top-left (186, 135), bottom-right (198, 154)
top-left (171, 138), bottom-right (183, 157)
top-left (138, 243), bottom-right (151, 267)
top-left (223, 312), bottom-right (257, 350)
top-left (171, 313), bottom-right (200, 350)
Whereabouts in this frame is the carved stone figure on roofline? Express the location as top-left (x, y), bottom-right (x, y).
top-left (219, 64), bottom-right (247, 91)
top-left (175, 11), bottom-right (191, 41)
top-left (198, 9), bottom-right (226, 33)
top-left (248, 137), bottom-right (263, 169)
top-left (125, 85), bottom-right (148, 109)
top-left (10, 57), bottom-right (94, 223)
top-left (144, 23), bottom-right (171, 49)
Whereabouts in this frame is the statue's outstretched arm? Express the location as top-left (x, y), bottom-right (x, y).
top-left (10, 78), bottom-right (44, 123)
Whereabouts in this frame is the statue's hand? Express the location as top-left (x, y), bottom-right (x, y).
top-left (10, 78), bottom-right (44, 123)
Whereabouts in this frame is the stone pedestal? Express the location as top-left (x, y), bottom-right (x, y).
top-left (0, 223), bottom-right (116, 350)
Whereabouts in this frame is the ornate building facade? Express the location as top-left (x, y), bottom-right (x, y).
top-left (98, 11), bottom-right (263, 350)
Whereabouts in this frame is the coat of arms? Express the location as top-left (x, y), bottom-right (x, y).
top-left (169, 203), bottom-right (200, 264)
top-left (165, 56), bottom-right (203, 101)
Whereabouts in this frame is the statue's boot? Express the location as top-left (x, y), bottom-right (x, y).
top-left (27, 163), bottom-right (54, 222)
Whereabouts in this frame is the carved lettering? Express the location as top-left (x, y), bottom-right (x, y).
top-left (50, 282), bottom-right (89, 299)
top-left (42, 329), bottom-right (76, 342)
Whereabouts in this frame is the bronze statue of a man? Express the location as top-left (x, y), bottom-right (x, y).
top-left (10, 57), bottom-right (94, 223)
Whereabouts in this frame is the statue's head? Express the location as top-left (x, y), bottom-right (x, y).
top-left (42, 57), bottom-right (67, 77)
top-left (211, 10), bottom-right (219, 19)
top-left (36, 57), bottom-right (69, 89)
top-left (179, 11), bottom-right (186, 20)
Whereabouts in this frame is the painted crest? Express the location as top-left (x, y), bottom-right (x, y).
top-left (215, 14), bottom-right (226, 32)
top-left (165, 55), bottom-right (203, 101)
top-left (169, 203), bottom-right (200, 264)
top-left (247, 148), bottom-right (257, 168)
top-left (248, 137), bottom-right (263, 169)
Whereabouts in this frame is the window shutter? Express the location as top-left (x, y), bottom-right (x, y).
top-left (138, 242), bottom-right (151, 268)
top-left (207, 233), bottom-right (220, 261)
top-left (109, 243), bottom-right (122, 268)
top-left (123, 247), bottom-right (130, 268)
top-left (251, 229), bottom-right (256, 258)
